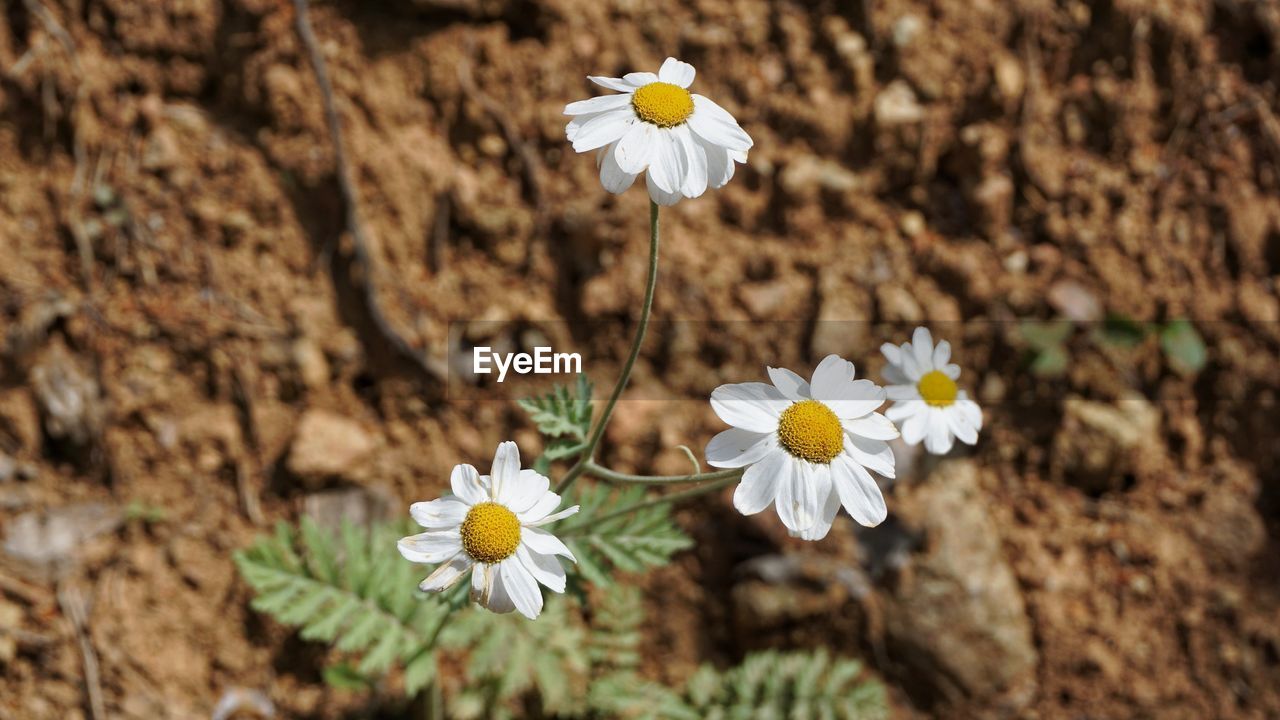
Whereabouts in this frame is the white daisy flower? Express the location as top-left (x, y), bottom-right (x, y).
top-left (397, 441), bottom-right (579, 620)
top-left (564, 57), bottom-right (753, 206)
top-left (705, 355), bottom-right (898, 540)
top-left (880, 327), bottom-right (983, 455)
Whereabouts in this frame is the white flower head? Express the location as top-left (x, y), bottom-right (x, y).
top-left (705, 355), bottom-right (898, 540)
top-left (564, 57), bottom-right (753, 206)
top-left (397, 442), bottom-right (579, 620)
top-left (880, 327), bottom-right (983, 455)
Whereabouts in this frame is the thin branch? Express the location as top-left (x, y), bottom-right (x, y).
top-left (58, 583), bottom-right (106, 720)
top-left (291, 0), bottom-right (445, 384)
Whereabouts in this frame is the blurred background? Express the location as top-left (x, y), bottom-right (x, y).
top-left (2, 0), bottom-right (1279, 718)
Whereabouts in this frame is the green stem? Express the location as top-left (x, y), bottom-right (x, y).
top-left (559, 472), bottom-right (740, 536)
top-left (555, 200), bottom-right (661, 495)
top-left (583, 461), bottom-right (742, 485)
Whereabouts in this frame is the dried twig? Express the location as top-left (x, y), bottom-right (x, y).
top-left (58, 583), bottom-right (106, 720)
top-left (291, 0), bottom-right (445, 385)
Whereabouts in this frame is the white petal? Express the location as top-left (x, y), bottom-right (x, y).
top-left (911, 328), bottom-right (935, 371)
top-left (528, 505), bottom-right (579, 527)
top-left (599, 142), bottom-right (639, 193)
top-left (397, 530), bottom-right (462, 564)
top-left (823, 380), bottom-right (887, 420)
top-left (450, 463), bottom-right (486, 505)
top-left (471, 562), bottom-right (488, 598)
top-left (688, 94), bottom-right (753, 151)
top-left (882, 364), bottom-right (911, 385)
top-left (498, 559), bottom-right (543, 620)
top-left (710, 382), bottom-right (789, 433)
top-left (589, 76), bottom-right (637, 93)
top-left (517, 544), bottom-right (567, 593)
top-left (645, 171), bottom-right (683, 206)
top-left (898, 347), bottom-right (923, 381)
top-left (885, 384), bottom-right (919, 402)
top-left (520, 526), bottom-right (576, 560)
top-left (701, 138), bottom-right (735, 188)
top-left (564, 93), bottom-right (632, 116)
top-left (419, 552), bottom-right (472, 593)
top-left (571, 110), bottom-right (634, 152)
top-left (946, 407), bottom-right (978, 445)
top-left (767, 366), bottom-right (810, 400)
top-left (932, 340), bottom-right (952, 368)
top-left (843, 413), bottom-right (899, 441)
top-left (810, 354), bottom-right (855, 397)
top-left (900, 407), bottom-right (928, 445)
top-left (646, 130), bottom-right (685, 194)
top-left (477, 563), bottom-right (515, 614)
top-left (623, 71), bottom-right (659, 87)
top-left (566, 111), bottom-right (604, 142)
top-left (885, 401), bottom-right (916, 424)
top-left (923, 410), bottom-right (954, 455)
top-left (733, 448), bottom-right (786, 515)
top-left (943, 363), bottom-right (962, 380)
top-left (674, 125), bottom-right (708, 198)
top-left (658, 58), bottom-right (696, 88)
top-left (615, 121), bottom-right (657, 174)
top-left (776, 458), bottom-right (819, 533)
top-left (409, 497), bottom-right (469, 529)
top-left (843, 435), bottom-right (896, 478)
top-left (795, 469), bottom-right (840, 541)
top-left (957, 397), bottom-right (984, 431)
top-left (517, 492), bottom-right (558, 524)
top-left (490, 441), bottom-right (521, 501)
top-left (706, 427), bottom-right (775, 468)
top-left (880, 342), bottom-right (903, 366)
top-left (498, 468), bottom-right (550, 514)
top-left (831, 455), bottom-right (887, 527)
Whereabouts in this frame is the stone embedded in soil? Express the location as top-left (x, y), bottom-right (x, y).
top-left (3, 503), bottom-right (123, 571)
top-left (878, 460), bottom-right (1038, 708)
top-left (285, 410), bottom-right (376, 483)
top-left (1051, 394), bottom-right (1162, 495)
top-left (302, 486), bottom-right (397, 533)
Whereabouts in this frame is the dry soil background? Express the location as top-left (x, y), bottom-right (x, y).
top-left (2, 0), bottom-right (1280, 718)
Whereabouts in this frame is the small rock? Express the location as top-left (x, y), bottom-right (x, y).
top-left (1047, 280), bottom-right (1103, 323)
top-left (3, 503), bottom-right (122, 570)
top-left (291, 338), bottom-right (330, 390)
top-left (30, 341), bottom-right (104, 447)
top-left (286, 410), bottom-right (375, 482)
top-left (877, 460), bottom-right (1038, 707)
top-left (1051, 394), bottom-right (1162, 494)
top-left (302, 486), bottom-right (398, 533)
top-left (875, 80), bottom-right (924, 126)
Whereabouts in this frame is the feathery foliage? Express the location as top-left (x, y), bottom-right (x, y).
top-left (593, 648), bottom-right (888, 720)
top-left (559, 483), bottom-right (693, 587)
top-left (440, 596), bottom-right (592, 719)
top-left (519, 375), bottom-right (594, 465)
top-left (233, 518), bottom-right (448, 695)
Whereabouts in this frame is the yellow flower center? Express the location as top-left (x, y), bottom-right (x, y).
top-left (632, 82), bottom-right (694, 128)
top-left (459, 502), bottom-right (521, 564)
top-left (776, 399), bottom-right (844, 464)
top-left (917, 370), bottom-right (958, 407)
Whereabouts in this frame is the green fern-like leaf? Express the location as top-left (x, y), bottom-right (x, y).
top-left (518, 374), bottom-right (594, 443)
top-left (689, 649), bottom-right (888, 720)
top-left (234, 518), bottom-right (448, 694)
top-left (559, 484), bottom-right (693, 587)
top-left (439, 595), bottom-right (591, 718)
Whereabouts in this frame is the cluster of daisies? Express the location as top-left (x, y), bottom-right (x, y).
top-left (397, 60), bottom-right (983, 619)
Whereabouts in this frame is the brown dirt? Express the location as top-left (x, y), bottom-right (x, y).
top-left (2, 0), bottom-right (1280, 718)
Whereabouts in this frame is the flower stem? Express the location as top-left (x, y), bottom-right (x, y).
top-left (583, 460), bottom-right (742, 485)
top-left (555, 200), bottom-right (661, 495)
top-left (560, 473), bottom-right (739, 535)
